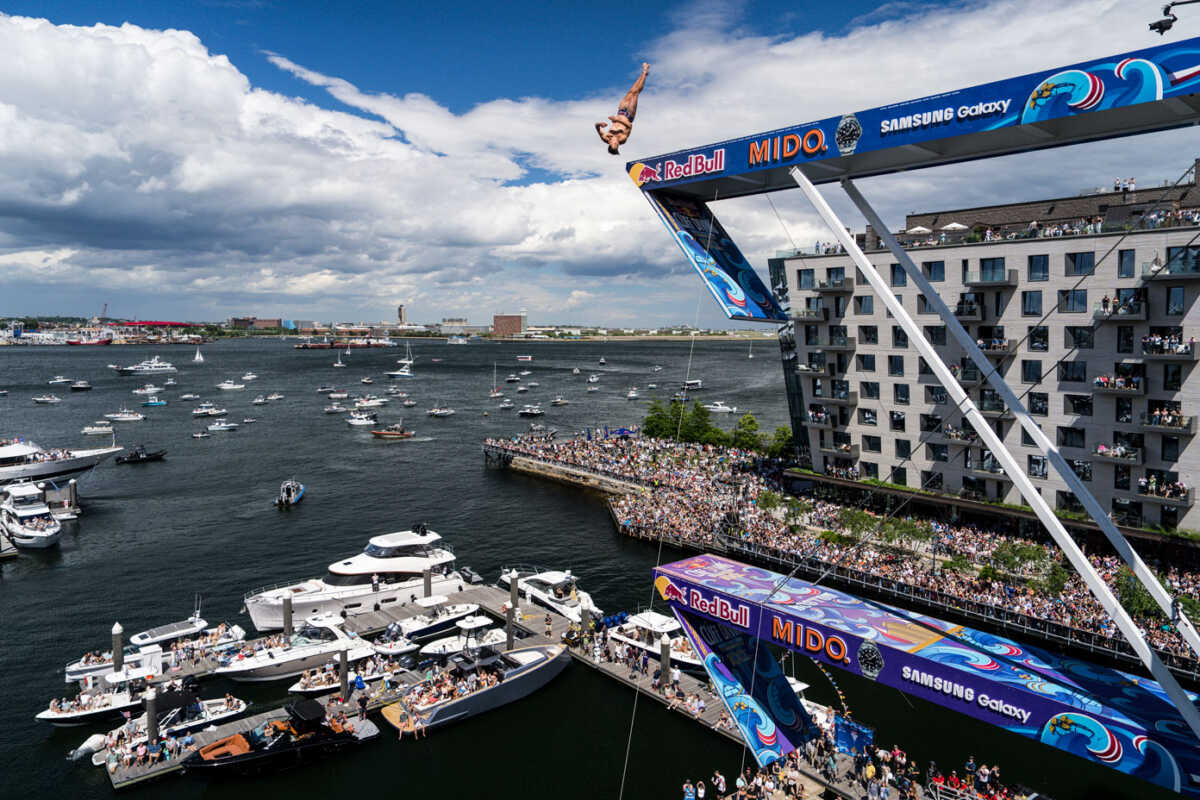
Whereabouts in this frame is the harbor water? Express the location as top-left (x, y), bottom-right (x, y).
top-left (0, 339), bottom-right (1168, 799)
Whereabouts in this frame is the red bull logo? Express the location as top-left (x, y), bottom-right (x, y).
top-left (628, 149), bottom-right (726, 187)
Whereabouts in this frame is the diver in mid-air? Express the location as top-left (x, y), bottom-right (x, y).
top-left (596, 62), bottom-right (649, 155)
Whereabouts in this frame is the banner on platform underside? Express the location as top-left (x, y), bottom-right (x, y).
top-left (672, 608), bottom-right (818, 766)
top-left (627, 37), bottom-right (1200, 192)
top-left (644, 190), bottom-right (788, 323)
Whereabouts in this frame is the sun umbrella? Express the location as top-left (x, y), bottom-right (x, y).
top-left (940, 222), bottom-right (969, 231)
top-left (906, 225), bottom-right (932, 234)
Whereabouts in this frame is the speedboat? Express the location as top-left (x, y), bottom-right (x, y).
top-left (112, 357), bottom-right (176, 376)
top-left (505, 374), bottom-right (519, 383)
top-left (36, 674), bottom-right (154, 726)
top-left (518, 370), bottom-right (531, 377)
top-left (180, 697), bottom-right (378, 775)
top-left (81, 421), bottom-right (114, 436)
top-left (215, 614), bottom-right (376, 682)
top-left (324, 404), bottom-right (347, 414)
top-left (647, 383), bottom-right (657, 389)
top-left (498, 567), bottom-right (601, 623)
top-left (328, 390), bottom-right (349, 400)
top-left (550, 396), bottom-right (568, 406)
top-left (216, 380), bottom-right (245, 391)
top-left (1, 483), bottom-right (62, 548)
top-left (346, 411), bottom-right (377, 426)
top-left (370, 628), bottom-right (418, 657)
top-left (104, 408), bottom-right (145, 422)
top-left (517, 404), bottom-right (544, 417)
top-left (381, 644), bottom-right (568, 736)
top-left (207, 419), bottom-right (239, 432)
top-left (66, 621), bottom-right (246, 682)
top-left (371, 423), bottom-right (415, 440)
top-left (131, 384), bottom-right (162, 396)
top-left (192, 402), bottom-right (227, 417)
top-left (360, 377), bottom-right (374, 385)
top-left (526, 381), bottom-right (539, 388)
top-left (354, 396), bottom-right (386, 408)
top-left (48, 375), bottom-right (71, 385)
top-left (241, 372), bottom-right (258, 381)
top-left (242, 418), bottom-right (257, 424)
top-left (384, 642), bottom-right (571, 738)
top-left (703, 400), bottom-right (737, 413)
top-left (288, 658), bottom-right (403, 694)
top-left (626, 388), bottom-right (639, 400)
top-left (275, 479), bottom-right (305, 507)
top-left (515, 385), bottom-right (528, 393)
top-left (130, 607), bottom-right (223, 648)
top-left (402, 398), bottom-right (417, 408)
top-left (180, 393), bottom-right (200, 400)
top-left (418, 616), bottom-right (506, 656)
top-left (32, 394), bottom-right (62, 405)
top-left (252, 395), bottom-right (267, 405)
top-left (141, 398), bottom-right (167, 407)
top-left (516, 355), bottom-right (533, 362)
top-left (498, 399), bottom-right (515, 409)
top-left (427, 407), bottom-right (455, 417)
top-left (386, 387), bottom-right (408, 397)
top-left (115, 446), bottom-right (166, 464)
top-left (651, 365), bottom-right (663, 372)
top-left (69, 380), bottom-right (93, 392)
top-left (587, 374), bottom-right (599, 383)
top-left (386, 595), bottom-right (480, 641)
top-left (192, 432), bottom-right (211, 439)
top-left (242, 525), bottom-right (463, 631)
top-left (586, 386), bottom-right (598, 393)
top-left (164, 377), bottom-right (177, 386)
top-left (316, 385), bottom-right (335, 393)
top-left (267, 392), bottom-right (284, 401)
top-left (607, 610), bottom-right (703, 669)
top-left (82, 692), bottom-right (248, 768)
top-left (386, 366), bottom-right (413, 378)
top-left (598, 357), bottom-right (606, 365)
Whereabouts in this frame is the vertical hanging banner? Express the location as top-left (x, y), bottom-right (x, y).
top-left (635, 185), bottom-right (788, 323)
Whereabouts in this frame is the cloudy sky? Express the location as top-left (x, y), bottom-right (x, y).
top-left (0, 0), bottom-right (1194, 326)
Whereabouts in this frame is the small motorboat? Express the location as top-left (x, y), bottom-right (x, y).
top-left (427, 407), bottom-right (456, 417)
top-left (402, 399), bottom-right (417, 408)
top-left (598, 357), bottom-right (606, 365)
top-left (516, 355), bottom-right (533, 362)
top-left (550, 396), bottom-right (568, 406)
top-left (505, 374), bottom-right (519, 383)
top-left (48, 375), bottom-right (71, 385)
top-left (131, 384), bottom-right (162, 395)
top-left (354, 396), bottom-right (387, 409)
top-left (517, 404), bottom-right (544, 417)
top-left (626, 388), bottom-right (639, 400)
top-left (115, 445), bottom-right (167, 465)
top-left (572, 367), bottom-right (580, 375)
top-left (192, 402), bottom-right (227, 417)
top-left (587, 374), bottom-right (599, 383)
top-left (370, 628), bottom-right (418, 656)
top-left (275, 479), bottom-right (305, 507)
top-left (216, 380), bottom-right (245, 391)
top-left (608, 610), bottom-right (703, 669)
top-left (241, 372), bottom-right (258, 381)
top-left (316, 385), bottom-right (335, 393)
top-left (180, 698), bottom-right (378, 777)
top-left (498, 399), bottom-right (515, 409)
top-left (651, 365), bottom-right (663, 372)
top-left (703, 400), bottom-right (738, 414)
top-left (180, 393), bottom-right (200, 400)
top-left (207, 419), bottom-right (239, 432)
top-left (267, 392), bottom-right (284, 401)
top-left (192, 432), bottom-right (211, 439)
top-left (83, 693), bottom-right (248, 768)
top-left (164, 377), bottom-right (177, 386)
top-left (324, 404), bottom-right (346, 414)
top-left (371, 423), bottom-right (415, 440)
top-left (346, 411), bottom-right (377, 426)
top-left (81, 421), bottom-right (114, 436)
top-left (2, 482), bottom-right (62, 549)
top-left (527, 381), bottom-right (540, 388)
top-left (516, 385), bottom-right (529, 393)
top-left (360, 377), bottom-right (374, 385)
top-left (328, 390), bottom-right (349, 400)
top-left (418, 616), bottom-right (506, 656)
top-left (32, 394), bottom-right (62, 405)
top-left (252, 395), bottom-right (267, 405)
top-left (498, 567), bottom-right (602, 623)
top-left (647, 383), bottom-right (657, 389)
top-left (105, 408), bottom-right (145, 421)
top-left (386, 366), bottom-right (413, 378)
top-left (142, 398), bottom-right (167, 407)
top-left (518, 370), bottom-right (531, 376)
top-left (70, 380), bottom-right (93, 392)
top-left (386, 387), bottom-right (408, 397)
top-left (586, 386), bottom-right (598, 393)
top-left (242, 418), bottom-right (257, 424)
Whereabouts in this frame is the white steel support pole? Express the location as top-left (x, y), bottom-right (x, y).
top-left (840, 177), bottom-right (1200, 665)
top-left (787, 166), bottom-right (1200, 742)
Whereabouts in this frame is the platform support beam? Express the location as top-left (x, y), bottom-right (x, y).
top-left (788, 166), bottom-right (1200, 743)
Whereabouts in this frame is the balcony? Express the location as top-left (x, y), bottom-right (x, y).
top-left (819, 443), bottom-right (860, 459)
top-left (1093, 300), bottom-right (1146, 322)
top-left (796, 362), bottom-right (831, 375)
top-left (953, 302), bottom-right (983, 322)
top-left (1134, 486), bottom-right (1194, 507)
top-left (1091, 445), bottom-right (1143, 465)
top-left (1092, 376), bottom-right (1146, 395)
top-left (816, 336), bottom-right (857, 352)
top-left (819, 390), bottom-right (858, 406)
top-left (1140, 412), bottom-right (1195, 435)
top-left (978, 339), bottom-right (1017, 358)
top-left (805, 410), bottom-right (834, 429)
top-left (1142, 261), bottom-right (1200, 281)
top-left (814, 277), bottom-right (856, 294)
top-left (1141, 341), bottom-right (1198, 362)
top-left (926, 428), bottom-right (979, 446)
top-left (964, 269), bottom-right (1018, 287)
top-left (954, 366), bottom-right (982, 387)
top-left (794, 307), bottom-right (828, 322)
top-left (966, 461), bottom-right (1010, 479)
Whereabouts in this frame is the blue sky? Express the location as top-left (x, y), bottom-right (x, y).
top-left (0, 1), bottom-right (1194, 326)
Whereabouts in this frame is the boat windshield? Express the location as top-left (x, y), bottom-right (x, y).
top-left (293, 624), bottom-right (337, 644)
top-left (323, 570), bottom-right (424, 586)
top-left (363, 543), bottom-right (438, 559)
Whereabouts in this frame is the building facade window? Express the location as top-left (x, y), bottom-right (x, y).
top-left (1028, 254), bottom-right (1049, 281)
top-left (1057, 290), bottom-right (1087, 312)
top-left (862, 462), bottom-right (879, 479)
top-left (1065, 326), bottom-right (1094, 349)
top-left (1065, 394), bottom-right (1093, 416)
top-left (1164, 363), bottom-right (1183, 392)
top-left (924, 325), bottom-right (946, 346)
top-left (1116, 326), bottom-right (1134, 353)
top-left (1057, 426), bottom-right (1086, 449)
top-left (891, 263), bottom-right (907, 287)
top-left (1021, 291), bottom-right (1042, 316)
top-left (859, 325), bottom-right (878, 344)
top-left (1118, 249), bottom-right (1135, 278)
top-left (797, 269), bottom-right (814, 289)
top-left (980, 257), bottom-right (1006, 281)
top-left (857, 354), bottom-right (875, 372)
top-left (861, 381), bottom-right (880, 399)
top-left (895, 439), bottom-right (911, 459)
top-left (863, 435), bottom-right (882, 453)
top-left (889, 411), bottom-right (906, 432)
top-left (888, 355), bottom-right (904, 376)
top-left (1058, 362), bottom-right (1087, 382)
top-left (1167, 286), bottom-right (1185, 316)
top-left (924, 260), bottom-right (945, 282)
top-left (892, 326), bottom-right (908, 348)
top-left (890, 467), bottom-right (907, 487)
top-left (1163, 435), bottom-right (1180, 462)
top-left (1066, 252), bottom-right (1095, 276)
top-left (1115, 397), bottom-right (1133, 424)
top-left (855, 295), bottom-right (874, 314)
top-left (894, 384), bottom-right (910, 405)
top-left (1029, 392), bottom-right (1048, 416)
top-left (1021, 360), bottom-right (1041, 383)
top-left (1029, 326), bottom-right (1049, 352)
top-left (1028, 455), bottom-right (1048, 479)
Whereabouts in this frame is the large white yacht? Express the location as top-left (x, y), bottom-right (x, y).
top-left (0, 438), bottom-right (122, 485)
top-left (607, 610), bottom-right (703, 669)
top-left (1, 482), bottom-right (62, 548)
top-left (498, 567), bottom-right (602, 623)
top-left (242, 525), bottom-right (463, 631)
top-left (215, 614), bottom-right (375, 681)
top-left (112, 356), bottom-right (177, 376)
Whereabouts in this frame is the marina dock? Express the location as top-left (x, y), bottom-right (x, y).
top-left (106, 582), bottom-right (858, 797)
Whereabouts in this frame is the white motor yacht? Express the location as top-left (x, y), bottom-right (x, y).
top-left (346, 411), bottom-right (377, 426)
top-left (703, 401), bottom-right (737, 413)
top-left (626, 387), bottom-right (640, 399)
top-left (32, 394), bottom-right (62, 405)
top-left (131, 384), bottom-right (162, 396)
top-left (370, 594), bottom-right (480, 642)
top-left (427, 407), bottom-right (455, 417)
top-left (386, 366), bottom-right (413, 378)
top-left (517, 404), bottom-right (544, 417)
top-left (360, 376), bottom-right (375, 385)
top-left (215, 614), bottom-right (375, 682)
top-left (498, 399), bottom-right (515, 409)
top-left (288, 659), bottom-right (400, 694)
top-left (66, 622), bottom-right (246, 682)
top-left (505, 374), bottom-right (519, 383)
top-left (82, 421), bottom-right (114, 435)
top-left (1, 482), bottom-right (62, 548)
top-left (83, 694), bottom-right (248, 767)
top-left (180, 393), bottom-right (200, 401)
top-left (36, 672), bottom-right (155, 726)
top-left (587, 374), bottom-right (600, 383)
top-left (324, 403), bottom-right (347, 414)
top-left (354, 397), bottom-right (387, 408)
top-left (328, 390), bottom-right (349, 400)
top-left (207, 418), bottom-right (239, 432)
top-left (498, 567), bottom-right (602, 623)
top-left (216, 380), bottom-right (245, 391)
top-left (418, 616), bottom-right (506, 657)
top-left (48, 375), bottom-right (71, 385)
top-left (112, 357), bottom-right (176, 376)
top-left (550, 396), bottom-right (568, 406)
top-left (104, 408), bottom-right (145, 422)
top-left (241, 372), bottom-right (258, 381)
top-left (682, 379), bottom-right (703, 391)
top-left (242, 525), bottom-right (463, 631)
top-left (267, 392), bottom-right (284, 401)
top-left (608, 611), bottom-right (703, 669)
top-left (252, 395), bottom-right (267, 405)
top-left (191, 402), bottom-right (227, 417)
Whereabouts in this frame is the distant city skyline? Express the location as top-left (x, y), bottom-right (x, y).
top-left (0, 1), bottom-right (1195, 327)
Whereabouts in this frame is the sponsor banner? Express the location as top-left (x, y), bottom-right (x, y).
top-left (652, 555), bottom-right (1200, 797)
top-left (834, 714), bottom-right (874, 756)
top-left (641, 190), bottom-right (787, 322)
top-left (627, 36), bottom-right (1200, 191)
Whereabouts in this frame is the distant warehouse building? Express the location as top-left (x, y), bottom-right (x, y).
top-left (493, 313), bottom-right (526, 337)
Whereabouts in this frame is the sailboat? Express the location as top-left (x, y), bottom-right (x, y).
top-left (333, 349), bottom-right (347, 368)
top-left (397, 342), bottom-right (415, 367)
top-left (193, 346), bottom-right (204, 364)
top-left (489, 363), bottom-right (504, 398)
top-left (748, 340), bottom-right (754, 359)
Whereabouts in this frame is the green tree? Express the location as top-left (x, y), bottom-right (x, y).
top-left (837, 508), bottom-right (876, 541)
top-left (680, 402), bottom-right (714, 444)
top-left (730, 413), bottom-right (762, 452)
top-left (1038, 562), bottom-right (1071, 596)
top-left (1115, 565), bottom-right (1160, 620)
top-left (766, 426), bottom-right (795, 459)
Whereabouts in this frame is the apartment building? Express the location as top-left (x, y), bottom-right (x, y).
top-left (769, 179), bottom-right (1200, 532)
